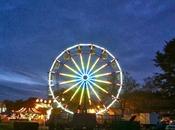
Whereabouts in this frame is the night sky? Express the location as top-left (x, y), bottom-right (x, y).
top-left (0, 0), bottom-right (175, 100)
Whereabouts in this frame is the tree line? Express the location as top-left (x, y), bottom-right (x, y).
top-left (119, 38), bottom-right (175, 115)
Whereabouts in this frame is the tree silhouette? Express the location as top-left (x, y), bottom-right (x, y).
top-left (143, 76), bottom-right (158, 92)
top-left (119, 72), bottom-right (140, 116)
top-left (154, 38), bottom-right (175, 97)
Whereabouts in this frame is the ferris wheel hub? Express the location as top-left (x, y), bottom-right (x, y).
top-left (83, 75), bottom-right (88, 80)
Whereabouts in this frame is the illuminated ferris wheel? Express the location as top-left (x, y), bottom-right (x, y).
top-left (48, 44), bottom-right (123, 114)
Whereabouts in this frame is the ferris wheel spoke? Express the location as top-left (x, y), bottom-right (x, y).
top-left (86, 53), bottom-right (91, 74)
top-left (59, 73), bottom-right (80, 78)
top-left (90, 63), bottom-right (108, 76)
top-left (89, 82), bottom-right (116, 100)
top-left (88, 57), bottom-right (100, 75)
top-left (86, 82), bottom-right (92, 105)
top-left (91, 72), bottom-right (112, 78)
top-left (79, 53), bottom-right (85, 73)
top-left (71, 57), bottom-right (83, 74)
top-left (89, 81), bottom-right (108, 94)
top-left (79, 82), bottom-right (85, 105)
top-left (64, 64), bottom-right (81, 76)
top-left (91, 79), bottom-right (112, 84)
top-left (63, 81), bottom-right (82, 94)
top-left (87, 82), bottom-right (101, 101)
top-left (59, 79), bottom-right (80, 85)
top-left (70, 82), bottom-right (84, 101)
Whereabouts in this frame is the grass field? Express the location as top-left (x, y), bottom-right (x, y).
top-left (0, 123), bottom-right (13, 130)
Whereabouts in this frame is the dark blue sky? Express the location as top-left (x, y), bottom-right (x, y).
top-left (0, 0), bottom-right (175, 100)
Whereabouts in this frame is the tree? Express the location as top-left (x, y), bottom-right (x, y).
top-left (154, 38), bottom-right (175, 97)
top-left (143, 76), bottom-right (158, 92)
top-left (119, 72), bottom-right (140, 116)
top-left (3, 100), bottom-right (15, 112)
top-left (122, 72), bottom-right (140, 93)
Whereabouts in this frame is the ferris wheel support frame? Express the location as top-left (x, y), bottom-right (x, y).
top-left (48, 43), bottom-right (123, 115)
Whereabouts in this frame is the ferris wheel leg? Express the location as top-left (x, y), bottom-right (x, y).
top-left (82, 83), bottom-right (87, 114)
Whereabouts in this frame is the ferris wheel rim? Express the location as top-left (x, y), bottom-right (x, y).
top-left (48, 43), bottom-right (123, 115)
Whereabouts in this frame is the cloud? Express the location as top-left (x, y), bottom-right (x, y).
top-left (0, 68), bottom-right (48, 100)
top-left (0, 68), bottom-right (46, 85)
top-left (0, 82), bottom-right (47, 100)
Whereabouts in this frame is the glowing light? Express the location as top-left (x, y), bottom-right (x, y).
top-left (63, 81), bottom-right (82, 94)
top-left (59, 79), bottom-right (80, 85)
top-left (92, 72), bottom-right (112, 78)
top-left (89, 81), bottom-right (108, 94)
top-left (64, 64), bottom-right (81, 76)
top-left (88, 109), bottom-right (96, 113)
top-left (116, 84), bottom-right (123, 99)
top-left (86, 82), bottom-right (91, 105)
top-left (71, 57), bottom-right (83, 74)
top-left (86, 54), bottom-right (91, 73)
top-left (79, 83), bottom-right (85, 105)
top-left (91, 79), bottom-right (112, 84)
top-left (87, 82), bottom-right (101, 101)
top-left (59, 73), bottom-right (79, 78)
top-left (47, 107), bottom-right (53, 119)
top-left (48, 100), bottom-right (52, 104)
top-left (88, 57), bottom-right (100, 75)
top-left (80, 53), bottom-right (85, 73)
top-left (70, 82), bottom-right (84, 101)
top-left (35, 105), bottom-right (39, 109)
top-left (90, 63), bottom-right (108, 76)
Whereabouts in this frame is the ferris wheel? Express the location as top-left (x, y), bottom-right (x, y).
top-left (48, 44), bottom-right (123, 114)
